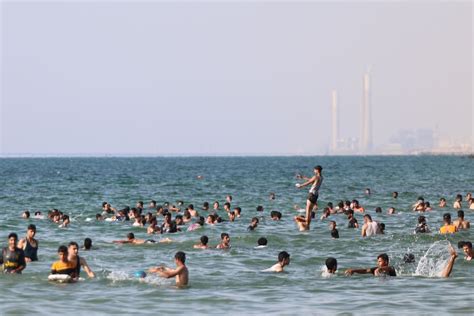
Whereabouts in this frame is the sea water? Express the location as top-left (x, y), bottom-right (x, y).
top-left (0, 156), bottom-right (473, 315)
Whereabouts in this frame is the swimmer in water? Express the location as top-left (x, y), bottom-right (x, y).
top-left (255, 237), bottom-right (268, 249)
top-left (148, 251), bottom-right (188, 286)
top-left (361, 214), bottom-right (381, 237)
top-left (439, 213), bottom-right (458, 234)
top-left (50, 245), bottom-right (77, 280)
top-left (17, 224), bottom-right (39, 262)
top-left (453, 194), bottom-right (462, 209)
top-left (193, 235), bottom-right (209, 249)
top-left (68, 241), bottom-right (95, 278)
top-left (322, 257), bottom-right (338, 277)
top-left (458, 241), bottom-right (473, 261)
top-left (248, 217), bottom-right (259, 231)
top-left (216, 233), bottom-right (231, 249)
top-left (453, 210), bottom-right (470, 230)
top-left (294, 165), bottom-right (323, 231)
top-left (113, 233), bottom-right (156, 244)
top-left (263, 251), bottom-right (290, 273)
top-left (345, 253), bottom-right (396, 277)
top-left (1, 233), bottom-right (26, 274)
top-left (329, 221), bottom-right (339, 239)
top-left (440, 244), bottom-right (458, 277)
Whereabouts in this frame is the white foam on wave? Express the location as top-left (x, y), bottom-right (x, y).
top-left (106, 270), bottom-right (169, 285)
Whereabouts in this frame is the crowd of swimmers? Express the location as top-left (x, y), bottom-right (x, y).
top-left (3, 165), bottom-right (473, 285)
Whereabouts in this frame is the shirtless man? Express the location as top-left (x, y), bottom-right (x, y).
top-left (294, 165), bottom-right (323, 231)
top-left (68, 241), bottom-right (95, 278)
top-left (216, 233), bottom-right (231, 249)
top-left (113, 232), bottom-right (159, 244)
top-left (453, 210), bottom-right (470, 230)
top-left (263, 251), bottom-right (290, 273)
top-left (148, 251), bottom-right (188, 286)
top-left (345, 253), bottom-right (396, 277)
top-left (458, 241), bottom-right (473, 261)
top-left (18, 224), bottom-right (39, 262)
top-left (193, 236), bottom-right (209, 249)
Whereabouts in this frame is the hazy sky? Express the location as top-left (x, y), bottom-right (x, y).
top-left (1, 1), bottom-right (472, 155)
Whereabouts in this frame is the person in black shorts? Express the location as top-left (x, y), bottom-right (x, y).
top-left (294, 165), bottom-right (323, 231)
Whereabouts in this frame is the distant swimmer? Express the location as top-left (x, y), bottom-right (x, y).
top-left (294, 165), bottom-right (323, 231)
top-left (248, 217), bottom-right (259, 231)
top-left (453, 194), bottom-right (462, 209)
top-left (193, 236), bottom-right (209, 249)
top-left (329, 221), bottom-right (339, 239)
top-left (392, 191), bottom-right (398, 199)
top-left (270, 211), bottom-right (282, 221)
top-left (439, 213), bottom-right (458, 234)
top-left (347, 210), bottom-right (359, 229)
top-left (148, 251), bottom-right (188, 287)
top-left (1, 233), bottom-right (26, 274)
top-left (453, 210), bottom-right (470, 230)
top-left (113, 233), bottom-right (156, 244)
top-left (18, 224), bottom-right (39, 262)
top-left (68, 242), bottom-right (95, 278)
top-left (345, 253), bottom-right (396, 277)
top-left (263, 251), bottom-right (290, 273)
top-left (361, 214), bottom-right (381, 237)
top-left (458, 241), bottom-right (473, 261)
top-left (21, 210), bottom-right (30, 219)
top-left (438, 197), bottom-right (447, 208)
top-left (322, 257), bottom-right (338, 277)
top-left (216, 233), bottom-right (231, 249)
top-left (414, 216), bottom-right (430, 234)
top-left (352, 200), bottom-right (365, 213)
top-left (50, 245), bottom-right (77, 280)
top-left (83, 238), bottom-right (96, 250)
top-left (255, 237), bottom-right (268, 249)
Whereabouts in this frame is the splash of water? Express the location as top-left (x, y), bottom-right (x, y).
top-left (414, 240), bottom-right (451, 277)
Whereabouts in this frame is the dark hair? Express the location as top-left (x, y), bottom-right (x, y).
top-left (27, 224), bottom-right (36, 231)
top-left (337, 201), bottom-right (344, 208)
top-left (188, 204), bottom-right (194, 210)
top-left (221, 233), bottom-right (229, 240)
top-left (256, 205), bottom-right (264, 212)
top-left (455, 194), bottom-right (462, 201)
top-left (127, 232), bottom-right (135, 240)
top-left (375, 207), bottom-right (382, 213)
top-left (443, 213), bottom-right (451, 221)
top-left (102, 202), bottom-right (107, 207)
top-left (257, 237), bottom-right (267, 246)
top-left (278, 251), bottom-right (290, 262)
top-left (84, 238), bottom-right (92, 250)
top-left (458, 241), bottom-right (472, 249)
top-left (197, 216), bottom-right (205, 226)
top-left (200, 235), bottom-right (208, 245)
top-left (252, 217), bottom-right (259, 223)
top-left (8, 232), bottom-right (18, 240)
top-left (377, 253), bottom-right (389, 263)
top-left (418, 216), bottom-right (426, 224)
top-left (175, 251), bottom-right (186, 263)
top-left (234, 207), bottom-right (242, 214)
top-left (331, 228), bottom-right (339, 239)
top-left (68, 241), bottom-right (79, 248)
top-left (327, 202), bottom-right (333, 208)
top-left (403, 253), bottom-right (415, 263)
top-left (458, 210), bottom-right (465, 218)
top-left (137, 201), bottom-right (144, 206)
top-left (270, 211), bottom-right (282, 219)
top-left (364, 214), bottom-right (372, 221)
top-left (23, 211), bottom-right (30, 218)
top-left (224, 202), bottom-right (231, 208)
top-left (379, 223), bottom-right (385, 233)
top-left (314, 165), bottom-right (322, 172)
top-left (325, 257), bottom-right (337, 270)
top-left (58, 245), bottom-right (68, 254)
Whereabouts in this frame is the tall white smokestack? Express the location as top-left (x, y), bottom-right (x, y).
top-left (331, 90), bottom-right (338, 153)
top-left (361, 70), bottom-right (372, 153)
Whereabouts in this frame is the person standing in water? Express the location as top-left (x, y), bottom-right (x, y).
top-left (294, 165), bottom-right (323, 231)
top-left (18, 224), bottom-right (38, 262)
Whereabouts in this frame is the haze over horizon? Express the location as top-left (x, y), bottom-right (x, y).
top-left (1, 1), bottom-right (472, 156)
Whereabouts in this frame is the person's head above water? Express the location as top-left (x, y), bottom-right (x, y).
top-left (278, 251), bottom-right (290, 266)
top-left (257, 237), bottom-right (268, 246)
top-left (443, 213), bottom-right (452, 223)
top-left (84, 238), bottom-right (92, 250)
top-left (325, 257), bottom-right (337, 273)
top-left (200, 235), bottom-right (208, 245)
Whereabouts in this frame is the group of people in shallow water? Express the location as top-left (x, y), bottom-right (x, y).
top-left (3, 165), bottom-right (473, 285)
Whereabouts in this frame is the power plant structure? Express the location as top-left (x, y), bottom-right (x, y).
top-left (330, 70), bottom-right (373, 155)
